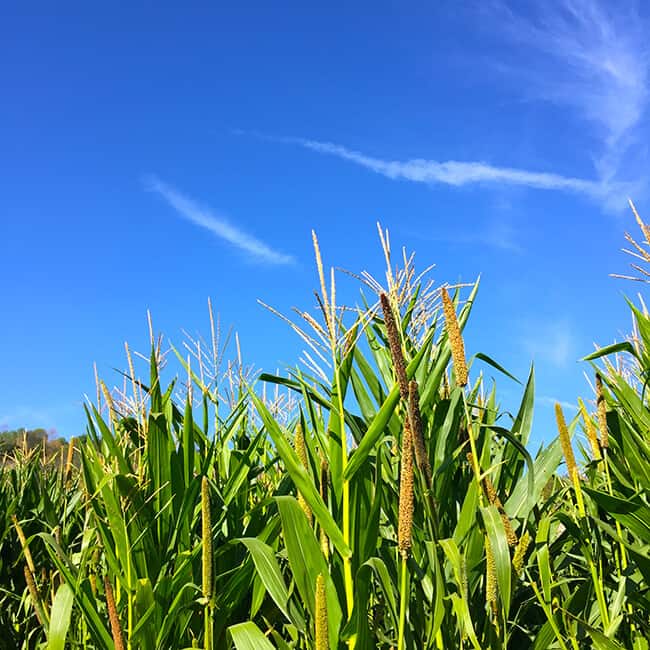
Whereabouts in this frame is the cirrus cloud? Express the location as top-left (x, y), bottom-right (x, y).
top-left (146, 176), bottom-right (295, 266)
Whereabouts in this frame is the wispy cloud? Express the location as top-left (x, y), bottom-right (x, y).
top-left (245, 2), bottom-right (648, 209)
top-left (146, 176), bottom-right (294, 266)
top-left (485, 1), bottom-right (650, 186)
top-left (275, 135), bottom-right (606, 196)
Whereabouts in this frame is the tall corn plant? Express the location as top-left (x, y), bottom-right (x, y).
top-left (0, 438), bottom-right (83, 650)
top-left (37, 346), bottom-right (283, 649)
top-left (8, 215), bottom-right (650, 649)
top-left (245, 228), bottom-right (567, 648)
top-left (505, 203), bottom-right (650, 650)
top-left (578, 333), bottom-right (650, 649)
top-left (562, 205), bottom-right (650, 649)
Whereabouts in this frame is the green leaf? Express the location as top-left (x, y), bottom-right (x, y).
top-left (47, 583), bottom-right (74, 650)
top-left (449, 594), bottom-right (481, 650)
top-left (583, 488), bottom-right (650, 544)
top-left (482, 505), bottom-right (511, 616)
top-left (356, 557), bottom-right (398, 631)
top-left (229, 622), bottom-right (276, 650)
top-left (275, 496), bottom-right (343, 649)
top-left (582, 341), bottom-right (639, 362)
top-left (424, 541), bottom-right (446, 643)
top-left (239, 538), bottom-right (293, 625)
top-left (472, 352), bottom-right (521, 384)
top-left (132, 579), bottom-right (156, 649)
top-left (499, 365), bottom-right (535, 490)
top-left (504, 436), bottom-right (563, 520)
top-left (39, 533), bottom-right (113, 649)
top-left (586, 626), bottom-right (626, 650)
top-left (182, 396), bottom-right (194, 490)
top-left (252, 392), bottom-right (350, 558)
top-left (486, 425), bottom-right (535, 515)
top-left (433, 388), bottom-right (463, 472)
top-left (537, 544), bottom-right (552, 604)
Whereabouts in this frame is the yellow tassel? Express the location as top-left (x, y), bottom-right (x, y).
top-left (483, 475), bottom-right (498, 504)
top-left (555, 403), bottom-right (585, 517)
top-left (312, 231), bottom-right (334, 339)
top-left (380, 293), bottom-right (409, 399)
top-left (595, 373), bottom-right (609, 449)
top-left (555, 404), bottom-right (578, 481)
top-left (201, 476), bottom-right (213, 601)
top-left (501, 513), bottom-right (518, 547)
top-left (100, 380), bottom-right (117, 428)
top-left (295, 423), bottom-right (308, 467)
top-left (579, 398), bottom-right (601, 461)
top-left (398, 421), bottom-right (414, 558)
top-left (104, 576), bottom-right (125, 650)
top-left (441, 288), bottom-right (468, 387)
top-left (315, 573), bottom-right (329, 650)
top-left (294, 423), bottom-right (313, 524)
top-left (319, 457), bottom-right (329, 559)
top-left (24, 564), bottom-right (45, 626)
top-left (65, 437), bottom-right (75, 485)
top-left (483, 476), bottom-right (518, 547)
top-left (512, 531), bottom-right (531, 576)
top-left (485, 535), bottom-right (498, 618)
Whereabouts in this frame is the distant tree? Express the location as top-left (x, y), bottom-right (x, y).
top-left (0, 427), bottom-right (73, 459)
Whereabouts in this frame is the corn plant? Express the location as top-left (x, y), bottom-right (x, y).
top-left (36, 348), bottom-right (290, 650)
top-left (0, 438), bottom-right (82, 649)
top-left (3, 217), bottom-right (650, 649)
top-left (240, 229), bottom-right (571, 648)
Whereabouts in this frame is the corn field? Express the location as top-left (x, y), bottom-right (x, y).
top-left (2, 220), bottom-right (650, 650)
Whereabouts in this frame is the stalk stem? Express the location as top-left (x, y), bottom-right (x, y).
top-left (125, 520), bottom-right (133, 650)
top-left (528, 577), bottom-right (569, 650)
top-left (603, 449), bottom-right (627, 570)
top-left (335, 362), bottom-right (355, 649)
top-left (461, 392), bottom-right (485, 508)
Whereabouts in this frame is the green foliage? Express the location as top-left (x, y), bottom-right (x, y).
top-left (0, 443), bottom-right (85, 649)
top-left (1, 233), bottom-right (649, 648)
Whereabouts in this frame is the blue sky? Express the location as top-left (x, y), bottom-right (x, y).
top-left (2, 1), bottom-right (648, 446)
